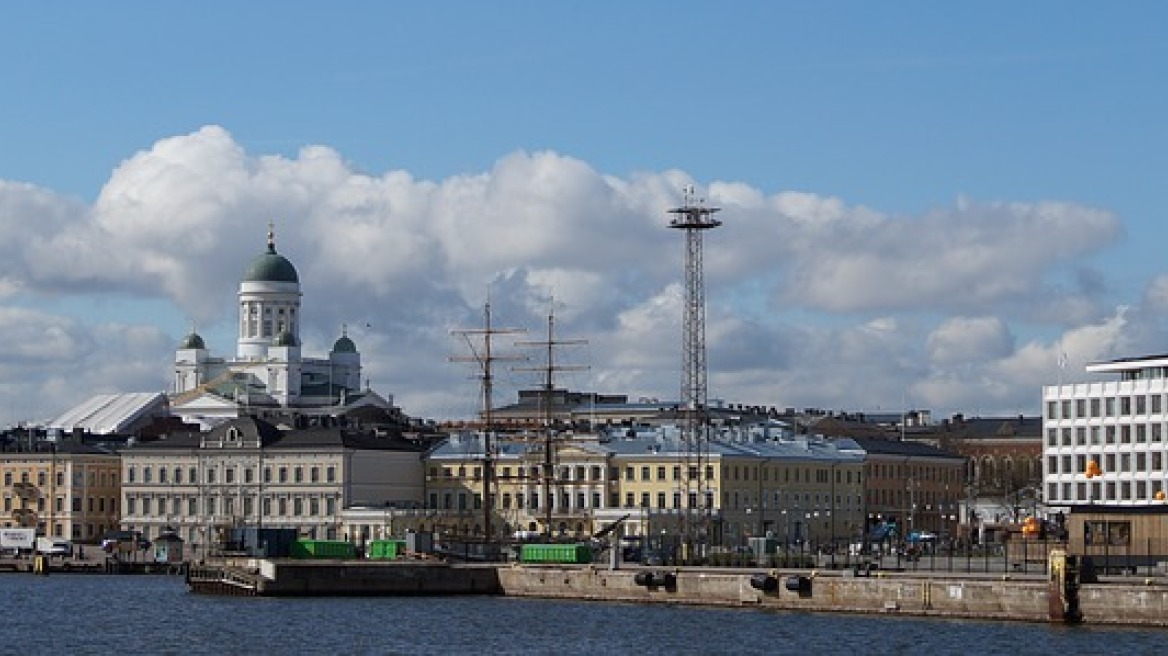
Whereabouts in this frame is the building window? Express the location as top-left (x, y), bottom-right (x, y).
top-left (294, 467), bottom-right (304, 483)
top-left (279, 467), bottom-right (288, 483)
top-left (641, 466), bottom-right (650, 481)
top-left (656, 466), bottom-right (666, 481)
top-left (326, 467), bottom-right (336, 483)
top-left (225, 468), bottom-right (235, 484)
top-left (127, 467), bottom-right (136, 484)
top-left (657, 492), bottom-right (666, 508)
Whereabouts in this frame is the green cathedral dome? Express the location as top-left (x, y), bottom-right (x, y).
top-left (332, 335), bottom-right (357, 353)
top-left (243, 244), bottom-right (299, 283)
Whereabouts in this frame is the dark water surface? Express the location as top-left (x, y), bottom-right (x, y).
top-left (2, 574), bottom-right (1164, 655)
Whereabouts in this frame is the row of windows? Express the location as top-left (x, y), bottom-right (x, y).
top-left (868, 464), bottom-right (958, 485)
top-left (1045, 424), bottom-right (1165, 447)
top-left (1047, 394), bottom-right (1166, 420)
top-left (2, 495), bottom-right (117, 514)
top-left (1046, 452), bottom-right (1165, 476)
top-left (1047, 480), bottom-right (1165, 503)
top-left (126, 494), bottom-right (337, 518)
top-left (866, 488), bottom-right (956, 510)
top-left (431, 463), bottom-right (863, 486)
top-left (2, 470), bottom-right (117, 488)
top-left (127, 464), bottom-right (336, 485)
top-left (427, 489), bottom-right (717, 512)
top-left (241, 301), bottom-right (298, 340)
top-left (424, 487), bottom-right (862, 513)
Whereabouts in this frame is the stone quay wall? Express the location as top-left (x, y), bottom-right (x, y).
top-left (495, 566), bottom-right (1168, 627)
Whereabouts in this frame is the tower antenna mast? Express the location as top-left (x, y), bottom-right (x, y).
top-left (668, 185), bottom-right (722, 558)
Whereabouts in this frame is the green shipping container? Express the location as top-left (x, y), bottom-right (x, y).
top-left (290, 539), bottom-right (356, 559)
top-left (520, 543), bottom-right (592, 564)
top-left (367, 539), bottom-right (405, 560)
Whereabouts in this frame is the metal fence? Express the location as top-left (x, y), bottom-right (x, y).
top-left (684, 538), bottom-right (1168, 576)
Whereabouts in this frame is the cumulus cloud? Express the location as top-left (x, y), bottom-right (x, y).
top-left (0, 126), bottom-right (1156, 422)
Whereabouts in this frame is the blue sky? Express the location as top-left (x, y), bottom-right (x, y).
top-left (2, 2), bottom-right (1168, 423)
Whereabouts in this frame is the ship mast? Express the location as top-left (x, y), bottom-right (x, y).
top-left (451, 300), bottom-right (524, 552)
top-left (515, 301), bottom-right (587, 539)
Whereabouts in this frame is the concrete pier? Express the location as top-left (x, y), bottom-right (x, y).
top-left (184, 561), bottom-right (1168, 627)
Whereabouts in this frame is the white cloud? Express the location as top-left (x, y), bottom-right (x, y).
top-left (926, 317), bottom-right (1013, 366)
top-left (0, 126), bottom-right (1155, 423)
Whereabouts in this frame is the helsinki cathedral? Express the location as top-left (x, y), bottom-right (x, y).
top-left (168, 227), bottom-right (393, 427)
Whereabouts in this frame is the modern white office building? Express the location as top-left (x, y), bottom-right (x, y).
top-left (1042, 353), bottom-right (1168, 508)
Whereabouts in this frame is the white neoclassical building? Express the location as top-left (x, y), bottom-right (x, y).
top-left (1042, 353), bottom-right (1168, 509)
top-left (120, 415), bottom-right (426, 549)
top-left (171, 227), bottom-right (392, 428)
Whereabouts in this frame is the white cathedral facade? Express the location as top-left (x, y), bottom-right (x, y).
top-left (169, 228), bottom-right (393, 428)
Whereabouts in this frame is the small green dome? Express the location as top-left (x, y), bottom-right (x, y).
top-left (273, 330), bottom-right (299, 347)
top-left (179, 332), bottom-right (206, 349)
top-left (332, 335), bottom-right (357, 353)
top-left (243, 244), bottom-right (299, 283)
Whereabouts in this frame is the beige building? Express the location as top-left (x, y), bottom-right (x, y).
top-left (0, 440), bottom-right (121, 543)
top-left (119, 415), bottom-right (425, 554)
top-left (422, 428), bottom-right (865, 550)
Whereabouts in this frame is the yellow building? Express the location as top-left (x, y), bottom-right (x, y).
top-left (422, 428), bottom-right (865, 552)
top-left (0, 441), bottom-right (121, 543)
